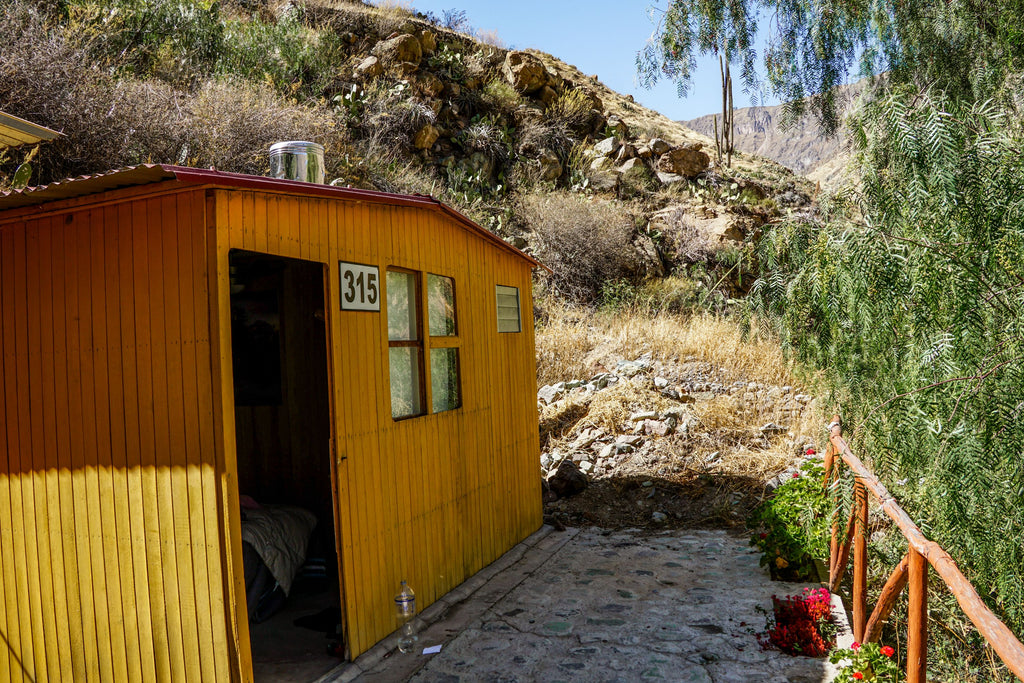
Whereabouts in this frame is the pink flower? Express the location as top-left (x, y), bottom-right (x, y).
top-left (852, 673), bottom-right (864, 680)
top-left (851, 641), bottom-right (861, 651)
top-left (881, 645), bottom-right (895, 657)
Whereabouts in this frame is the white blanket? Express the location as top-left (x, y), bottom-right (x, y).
top-left (241, 505), bottom-right (317, 595)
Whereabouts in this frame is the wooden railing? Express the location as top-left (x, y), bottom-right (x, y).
top-left (825, 416), bottom-right (1024, 682)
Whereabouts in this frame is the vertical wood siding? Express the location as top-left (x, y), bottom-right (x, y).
top-left (0, 191), bottom-right (234, 682)
top-left (212, 189), bottom-right (541, 663)
top-left (0, 182), bottom-right (540, 681)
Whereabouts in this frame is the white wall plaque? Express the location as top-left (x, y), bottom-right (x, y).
top-left (339, 262), bottom-right (380, 311)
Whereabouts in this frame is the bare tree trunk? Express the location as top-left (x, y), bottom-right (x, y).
top-left (726, 60), bottom-right (734, 168)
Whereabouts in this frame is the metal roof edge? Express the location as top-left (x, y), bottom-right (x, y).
top-left (0, 111), bottom-right (61, 148)
top-left (162, 166), bottom-right (546, 271)
top-left (0, 164), bottom-right (546, 271)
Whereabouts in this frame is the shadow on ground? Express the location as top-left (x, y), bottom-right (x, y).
top-left (545, 472), bottom-right (770, 531)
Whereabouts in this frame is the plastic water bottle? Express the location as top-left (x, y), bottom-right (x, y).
top-left (395, 580), bottom-right (418, 653)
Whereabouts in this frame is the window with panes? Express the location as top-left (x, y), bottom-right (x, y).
top-left (387, 269), bottom-right (461, 419)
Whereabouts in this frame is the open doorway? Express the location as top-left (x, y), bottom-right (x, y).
top-left (228, 250), bottom-right (345, 681)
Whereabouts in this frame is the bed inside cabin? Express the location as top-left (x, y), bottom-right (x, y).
top-left (228, 250), bottom-right (346, 680)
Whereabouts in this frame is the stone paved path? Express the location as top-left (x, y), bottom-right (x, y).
top-left (328, 527), bottom-right (845, 683)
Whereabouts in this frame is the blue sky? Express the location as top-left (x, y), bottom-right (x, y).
top-left (403, 0), bottom-right (779, 121)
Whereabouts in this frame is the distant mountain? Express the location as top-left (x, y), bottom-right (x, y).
top-left (682, 83), bottom-right (863, 185)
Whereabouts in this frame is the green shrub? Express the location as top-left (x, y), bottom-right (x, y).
top-left (0, 2), bottom-right (344, 182)
top-left (479, 77), bottom-right (520, 112)
top-left (428, 43), bottom-right (467, 82)
top-left (218, 12), bottom-right (347, 99)
top-left (749, 459), bottom-right (830, 581)
top-left (749, 91), bottom-right (1024, 639)
top-left (67, 0), bottom-right (224, 84)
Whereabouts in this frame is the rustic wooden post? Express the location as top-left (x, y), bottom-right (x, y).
top-left (853, 478), bottom-right (868, 642)
top-left (827, 417), bottom-right (841, 578)
top-left (865, 554), bottom-right (910, 643)
top-left (908, 548), bottom-right (928, 682)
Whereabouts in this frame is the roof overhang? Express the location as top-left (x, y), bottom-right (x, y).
top-left (0, 112), bottom-right (60, 149)
top-left (0, 164), bottom-right (546, 271)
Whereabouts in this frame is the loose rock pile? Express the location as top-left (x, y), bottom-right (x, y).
top-left (537, 353), bottom-right (819, 529)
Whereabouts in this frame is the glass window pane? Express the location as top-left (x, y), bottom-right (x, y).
top-left (496, 285), bottom-right (521, 333)
top-left (427, 274), bottom-right (456, 337)
top-left (390, 347), bottom-right (422, 418)
top-left (431, 348), bottom-right (460, 413)
top-left (387, 270), bottom-right (418, 341)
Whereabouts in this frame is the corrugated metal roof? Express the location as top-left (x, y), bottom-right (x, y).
top-left (0, 112), bottom-right (60, 149)
top-left (0, 164), bottom-right (544, 269)
top-left (0, 164), bottom-right (178, 209)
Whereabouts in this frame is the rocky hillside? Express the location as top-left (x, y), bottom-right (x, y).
top-left (533, 306), bottom-right (821, 530)
top-left (2, 0), bottom-right (814, 306)
top-left (682, 82), bottom-right (863, 186)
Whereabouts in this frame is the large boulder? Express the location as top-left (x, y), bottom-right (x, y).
top-left (354, 56), bottom-right (383, 80)
top-left (371, 34), bottom-right (422, 72)
top-left (691, 213), bottom-right (761, 242)
top-left (416, 29), bottom-right (437, 55)
top-left (632, 227), bottom-right (665, 277)
top-left (417, 72), bottom-right (444, 98)
top-left (649, 138), bottom-right (672, 156)
top-left (547, 460), bottom-right (588, 499)
top-left (593, 137), bottom-right (620, 157)
top-left (538, 85), bottom-right (558, 105)
top-left (502, 51), bottom-right (547, 93)
top-left (657, 143), bottom-right (710, 177)
top-left (413, 124), bottom-right (440, 150)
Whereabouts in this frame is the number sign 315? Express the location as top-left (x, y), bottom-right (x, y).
top-left (339, 262), bottom-right (380, 311)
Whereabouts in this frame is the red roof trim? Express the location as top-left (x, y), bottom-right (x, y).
top-left (162, 166), bottom-right (545, 269)
top-left (0, 164), bottom-right (544, 270)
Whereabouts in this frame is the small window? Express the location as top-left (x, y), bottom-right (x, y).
top-left (427, 274), bottom-right (457, 336)
top-left (430, 348), bottom-right (460, 412)
top-left (387, 269), bottom-right (462, 418)
top-left (387, 270), bottom-right (424, 418)
top-left (496, 285), bottom-right (521, 333)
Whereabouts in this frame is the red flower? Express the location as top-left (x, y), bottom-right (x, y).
top-left (881, 645), bottom-right (895, 657)
top-left (852, 673), bottom-right (864, 680)
top-left (792, 472), bottom-right (800, 478)
top-left (851, 641), bottom-right (861, 651)
top-left (805, 447), bottom-right (816, 455)
top-left (759, 532), bottom-right (768, 539)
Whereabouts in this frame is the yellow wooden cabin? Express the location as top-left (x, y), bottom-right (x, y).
top-left (0, 164), bottom-right (543, 681)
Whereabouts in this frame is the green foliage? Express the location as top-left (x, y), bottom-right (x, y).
top-left (68, 0), bottom-right (224, 84)
top-left (748, 90), bottom-right (1024, 644)
top-left (218, 11), bottom-right (347, 99)
top-left (638, 0), bottom-right (1024, 133)
top-left (427, 43), bottom-right (467, 82)
top-left (830, 642), bottom-right (902, 683)
top-left (749, 459), bottom-right (830, 581)
top-left (598, 277), bottom-right (700, 316)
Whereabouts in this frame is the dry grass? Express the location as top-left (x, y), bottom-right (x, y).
top-left (0, 3), bottom-right (346, 184)
top-left (578, 380), bottom-right (680, 433)
top-left (523, 193), bottom-right (643, 303)
top-left (535, 300), bottom-right (793, 388)
top-left (535, 300), bottom-right (822, 487)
